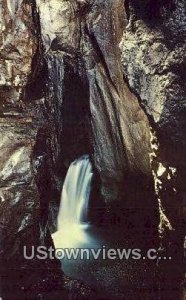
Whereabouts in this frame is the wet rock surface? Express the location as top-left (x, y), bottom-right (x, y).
top-left (121, 0), bottom-right (186, 222)
top-left (0, 1), bottom-right (65, 298)
top-left (81, 0), bottom-right (152, 202)
top-left (0, 0), bottom-right (185, 299)
top-left (37, 0), bottom-right (152, 202)
top-left (121, 0), bottom-right (186, 294)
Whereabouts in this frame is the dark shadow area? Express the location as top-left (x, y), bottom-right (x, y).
top-left (60, 60), bottom-right (92, 165)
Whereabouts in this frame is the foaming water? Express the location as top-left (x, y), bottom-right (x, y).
top-left (58, 155), bottom-right (93, 228)
top-left (52, 155), bottom-right (98, 249)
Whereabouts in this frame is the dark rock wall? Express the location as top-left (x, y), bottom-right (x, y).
top-left (37, 0), bottom-right (152, 202)
top-left (0, 0), bottom-right (185, 298)
top-left (0, 1), bottom-right (65, 298)
top-left (121, 0), bottom-right (186, 243)
top-left (121, 0), bottom-right (186, 293)
top-left (81, 0), bottom-right (152, 202)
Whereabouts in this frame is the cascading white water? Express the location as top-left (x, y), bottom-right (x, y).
top-left (58, 155), bottom-right (93, 229)
top-left (52, 155), bottom-right (94, 248)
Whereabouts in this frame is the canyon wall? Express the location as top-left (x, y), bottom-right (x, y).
top-left (121, 0), bottom-right (186, 293)
top-left (37, 0), bottom-right (152, 203)
top-left (0, 0), bottom-right (185, 298)
top-left (0, 1), bottom-right (65, 298)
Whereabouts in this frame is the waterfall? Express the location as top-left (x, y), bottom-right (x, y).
top-left (53, 155), bottom-right (94, 248)
top-left (58, 155), bottom-right (93, 229)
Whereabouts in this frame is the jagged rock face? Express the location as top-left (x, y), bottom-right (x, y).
top-left (0, 1), bottom-right (91, 297)
top-left (0, 1), bottom-right (64, 298)
top-left (81, 0), bottom-right (152, 202)
top-left (0, 0), bottom-right (37, 87)
top-left (0, 0), bottom-right (155, 292)
top-left (3, 0), bottom-right (186, 297)
top-left (121, 0), bottom-right (186, 229)
top-left (121, 0), bottom-right (186, 292)
top-left (37, 0), bottom-right (152, 202)
top-left (37, 0), bottom-right (81, 53)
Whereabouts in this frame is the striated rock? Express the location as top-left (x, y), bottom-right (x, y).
top-left (1, 0), bottom-right (185, 298)
top-left (0, 0), bottom-right (37, 87)
top-left (121, 0), bottom-right (186, 293)
top-left (121, 0), bottom-right (186, 233)
top-left (37, 0), bottom-right (81, 53)
top-left (0, 1), bottom-right (65, 298)
top-left (81, 0), bottom-right (152, 203)
top-left (0, 3), bottom-right (157, 298)
top-left (37, 0), bottom-right (153, 204)
top-left (0, 1), bottom-right (91, 297)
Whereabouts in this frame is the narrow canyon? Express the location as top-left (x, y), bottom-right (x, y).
top-left (0, 0), bottom-right (185, 299)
